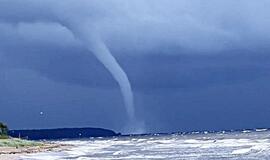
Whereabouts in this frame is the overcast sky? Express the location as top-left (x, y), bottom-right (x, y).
top-left (1, 0), bottom-right (270, 133)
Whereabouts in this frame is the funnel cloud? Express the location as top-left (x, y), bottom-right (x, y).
top-left (66, 22), bottom-right (135, 121)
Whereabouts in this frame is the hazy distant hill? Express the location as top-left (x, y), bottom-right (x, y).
top-left (8, 128), bottom-right (120, 140)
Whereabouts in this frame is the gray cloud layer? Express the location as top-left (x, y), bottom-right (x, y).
top-left (1, 0), bottom-right (270, 133)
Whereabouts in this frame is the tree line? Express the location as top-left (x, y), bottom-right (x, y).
top-left (0, 122), bottom-right (8, 138)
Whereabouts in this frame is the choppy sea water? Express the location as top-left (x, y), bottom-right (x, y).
top-left (21, 129), bottom-right (270, 160)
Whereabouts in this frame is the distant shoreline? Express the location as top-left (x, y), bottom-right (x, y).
top-left (9, 127), bottom-right (119, 140)
top-left (0, 138), bottom-right (71, 160)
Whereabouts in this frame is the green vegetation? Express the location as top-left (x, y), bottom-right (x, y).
top-left (0, 138), bottom-right (43, 147)
top-left (0, 122), bottom-right (43, 148)
top-left (0, 122), bottom-right (8, 139)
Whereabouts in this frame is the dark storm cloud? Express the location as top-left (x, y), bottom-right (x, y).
top-left (1, 0), bottom-right (270, 132)
top-left (1, 0), bottom-right (270, 53)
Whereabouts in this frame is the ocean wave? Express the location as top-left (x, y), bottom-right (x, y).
top-left (22, 129), bottom-right (270, 160)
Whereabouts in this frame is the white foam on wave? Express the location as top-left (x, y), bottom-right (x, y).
top-left (232, 148), bottom-right (251, 155)
top-left (21, 152), bottom-right (65, 160)
top-left (112, 150), bottom-right (126, 155)
top-left (256, 128), bottom-right (268, 132)
top-left (184, 139), bottom-right (210, 144)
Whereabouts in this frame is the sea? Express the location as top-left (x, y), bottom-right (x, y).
top-left (20, 129), bottom-right (270, 160)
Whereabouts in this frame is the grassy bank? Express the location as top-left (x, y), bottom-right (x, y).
top-left (0, 135), bottom-right (9, 139)
top-left (0, 138), bottom-right (42, 148)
